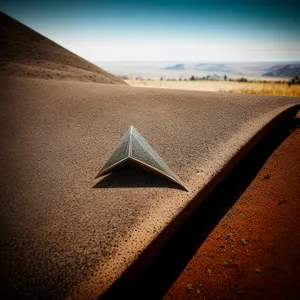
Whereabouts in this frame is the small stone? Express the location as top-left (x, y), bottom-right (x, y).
top-left (208, 269), bottom-right (212, 275)
top-left (226, 234), bottom-right (232, 240)
top-left (186, 283), bottom-right (193, 292)
top-left (255, 268), bottom-right (261, 274)
top-left (264, 174), bottom-right (270, 180)
top-left (223, 261), bottom-right (229, 266)
top-left (278, 200), bottom-right (286, 206)
top-left (197, 289), bottom-right (201, 294)
top-left (220, 245), bottom-right (225, 249)
top-left (241, 238), bottom-right (247, 246)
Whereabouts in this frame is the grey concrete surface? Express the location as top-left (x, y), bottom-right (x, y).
top-left (0, 77), bottom-right (299, 299)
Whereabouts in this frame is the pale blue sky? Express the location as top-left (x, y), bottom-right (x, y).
top-left (1, 0), bottom-right (300, 61)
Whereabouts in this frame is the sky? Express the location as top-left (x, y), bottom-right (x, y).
top-left (1, 0), bottom-right (300, 62)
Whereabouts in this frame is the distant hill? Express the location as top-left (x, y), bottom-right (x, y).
top-left (262, 64), bottom-right (300, 77)
top-left (0, 12), bottom-right (125, 84)
top-left (164, 64), bottom-right (185, 70)
top-left (194, 63), bottom-right (234, 73)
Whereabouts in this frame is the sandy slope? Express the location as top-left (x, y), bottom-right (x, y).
top-left (0, 77), bottom-right (299, 299)
top-left (0, 12), bottom-right (125, 84)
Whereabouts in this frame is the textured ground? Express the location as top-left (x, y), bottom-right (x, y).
top-left (164, 112), bottom-right (300, 300)
top-left (0, 12), bottom-right (125, 85)
top-left (0, 77), bottom-right (299, 299)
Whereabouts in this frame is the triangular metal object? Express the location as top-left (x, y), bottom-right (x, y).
top-left (96, 125), bottom-right (186, 190)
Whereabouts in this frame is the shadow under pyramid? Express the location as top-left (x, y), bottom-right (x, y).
top-left (95, 126), bottom-right (187, 190)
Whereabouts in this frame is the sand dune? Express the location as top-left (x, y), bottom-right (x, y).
top-left (0, 12), bottom-right (125, 84)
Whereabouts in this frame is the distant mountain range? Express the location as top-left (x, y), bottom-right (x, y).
top-left (163, 62), bottom-right (300, 78)
top-left (164, 63), bottom-right (233, 72)
top-left (262, 64), bottom-right (300, 77)
top-left (164, 63), bottom-right (185, 70)
top-left (194, 63), bottom-right (234, 73)
top-left (99, 61), bottom-right (300, 81)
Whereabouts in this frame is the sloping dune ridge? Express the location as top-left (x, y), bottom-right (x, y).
top-left (0, 13), bottom-right (300, 300)
top-left (0, 12), bottom-right (125, 84)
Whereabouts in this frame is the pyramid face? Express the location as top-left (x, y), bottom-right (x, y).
top-left (100, 130), bottom-right (130, 172)
top-left (96, 126), bottom-right (186, 189)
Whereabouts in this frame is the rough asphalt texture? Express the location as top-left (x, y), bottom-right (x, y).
top-left (0, 77), bottom-right (299, 299)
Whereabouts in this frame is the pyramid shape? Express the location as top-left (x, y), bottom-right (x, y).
top-left (0, 12), bottom-right (125, 84)
top-left (96, 126), bottom-right (186, 189)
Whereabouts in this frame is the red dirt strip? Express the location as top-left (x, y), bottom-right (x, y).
top-left (164, 112), bottom-right (300, 300)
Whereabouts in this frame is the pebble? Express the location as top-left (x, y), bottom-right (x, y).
top-left (226, 233), bottom-right (232, 240)
top-left (186, 283), bottom-right (193, 292)
top-left (241, 238), bottom-right (247, 245)
top-left (223, 261), bottom-right (229, 266)
top-left (255, 268), bottom-right (261, 274)
top-left (264, 174), bottom-right (270, 179)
